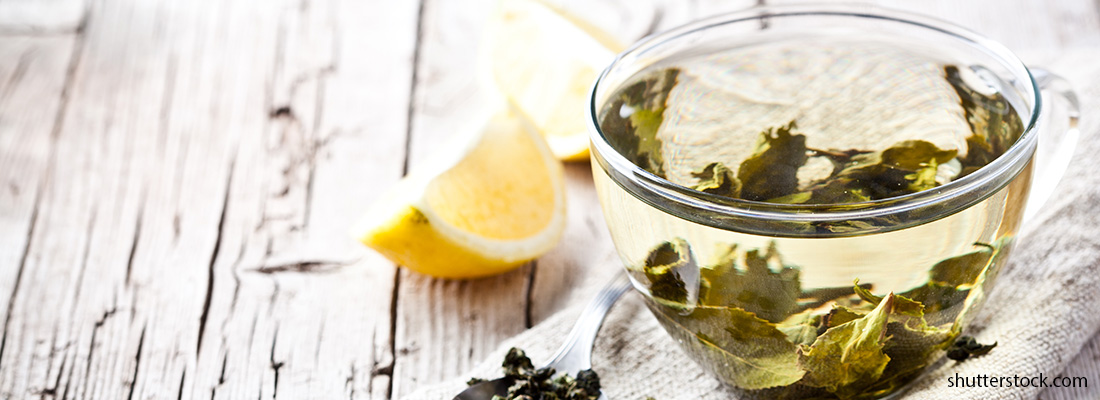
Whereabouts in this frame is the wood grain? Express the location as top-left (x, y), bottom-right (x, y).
top-left (0, 0), bottom-right (418, 398)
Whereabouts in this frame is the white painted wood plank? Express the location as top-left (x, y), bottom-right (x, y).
top-left (0, 0), bottom-right (418, 399)
top-left (0, 35), bottom-right (77, 399)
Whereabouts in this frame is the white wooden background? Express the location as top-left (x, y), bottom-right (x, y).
top-left (0, 0), bottom-right (1097, 399)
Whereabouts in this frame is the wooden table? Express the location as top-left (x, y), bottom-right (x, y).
top-left (0, 0), bottom-right (1097, 398)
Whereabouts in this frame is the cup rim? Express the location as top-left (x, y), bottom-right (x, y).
top-left (586, 3), bottom-right (1041, 238)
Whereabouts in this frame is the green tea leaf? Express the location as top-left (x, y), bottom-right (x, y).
top-left (639, 239), bottom-right (699, 306)
top-left (928, 243), bottom-right (994, 288)
top-left (824, 305), bottom-right (866, 329)
top-left (648, 303), bottom-right (805, 389)
top-left (700, 243), bottom-right (801, 323)
top-left (690, 162), bottom-right (742, 198)
top-left (880, 140), bottom-right (958, 170)
top-left (777, 309), bottom-right (822, 346)
top-left (853, 281), bottom-right (924, 319)
top-left (738, 121), bottom-right (809, 201)
top-left (946, 336), bottom-right (997, 361)
top-left (767, 191), bottom-right (813, 204)
top-left (798, 294), bottom-right (894, 399)
top-left (599, 68), bottom-right (680, 175)
top-left (944, 65), bottom-right (1025, 178)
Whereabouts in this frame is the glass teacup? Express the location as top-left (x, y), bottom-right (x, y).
top-left (587, 5), bottom-right (1079, 399)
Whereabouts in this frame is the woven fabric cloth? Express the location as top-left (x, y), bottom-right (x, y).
top-left (402, 48), bottom-right (1100, 400)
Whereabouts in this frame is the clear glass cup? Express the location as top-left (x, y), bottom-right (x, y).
top-left (587, 4), bottom-right (1079, 399)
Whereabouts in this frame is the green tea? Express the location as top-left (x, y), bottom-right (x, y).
top-left (593, 41), bottom-right (1030, 399)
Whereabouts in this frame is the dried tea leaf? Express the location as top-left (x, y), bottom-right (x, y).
top-left (700, 243), bottom-right (801, 323)
top-left (946, 336), bottom-right (997, 361)
top-left (691, 162), bottom-right (742, 198)
top-left (639, 239), bottom-right (699, 306)
top-left (472, 347), bottom-right (603, 400)
top-left (738, 121), bottom-right (809, 201)
top-left (798, 294), bottom-right (894, 399)
top-left (648, 303), bottom-right (805, 389)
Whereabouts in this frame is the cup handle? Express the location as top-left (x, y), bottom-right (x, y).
top-left (1021, 67), bottom-right (1081, 223)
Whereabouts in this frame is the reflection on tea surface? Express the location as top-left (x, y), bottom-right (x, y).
top-left (594, 41), bottom-right (1030, 399)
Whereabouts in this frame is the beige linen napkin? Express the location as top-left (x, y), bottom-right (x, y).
top-left (402, 49), bottom-right (1100, 400)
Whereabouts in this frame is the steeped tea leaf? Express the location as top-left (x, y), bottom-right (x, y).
top-left (599, 68), bottom-right (680, 175)
top-left (864, 319), bottom-right (954, 397)
top-left (880, 140), bottom-right (958, 170)
top-left (798, 294), bottom-right (894, 399)
top-left (928, 243), bottom-right (994, 287)
top-left (649, 303), bottom-right (805, 389)
top-left (944, 65), bottom-right (1025, 178)
top-left (738, 121), bottom-right (809, 201)
top-left (853, 280), bottom-right (924, 318)
top-left (700, 243), bottom-right (801, 323)
top-left (691, 162), bottom-right (742, 197)
top-left (823, 305), bottom-right (866, 329)
top-left (639, 239), bottom-right (699, 306)
top-left (778, 309), bottom-right (822, 346)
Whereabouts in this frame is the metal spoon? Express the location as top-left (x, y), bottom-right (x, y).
top-left (454, 272), bottom-right (633, 400)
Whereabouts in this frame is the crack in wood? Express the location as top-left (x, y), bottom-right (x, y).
top-left (401, 0), bottom-right (428, 177)
top-left (60, 347), bottom-right (75, 400)
top-left (228, 240), bottom-right (246, 315)
top-left (346, 363), bottom-right (356, 400)
top-left (524, 261), bottom-right (536, 329)
top-left (386, 0), bottom-right (428, 395)
top-left (125, 199), bottom-right (144, 286)
top-left (197, 156), bottom-right (236, 355)
top-left (385, 267), bottom-right (402, 399)
top-left (43, 346), bottom-right (67, 399)
top-left (157, 54), bottom-right (178, 160)
top-left (93, 307), bottom-right (118, 328)
top-left (209, 351), bottom-right (227, 399)
top-left (270, 329), bottom-right (284, 396)
top-left (1, 8), bottom-right (87, 371)
top-left (249, 260), bottom-right (348, 274)
top-left (177, 370), bottom-right (186, 400)
top-left (81, 313), bottom-right (104, 399)
top-left (125, 326), bottom-right (145, 400)
top-left (0, 187), bottom-right (40, 370)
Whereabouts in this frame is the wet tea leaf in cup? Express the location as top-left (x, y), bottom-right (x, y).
top-left (650, 304), bottom-right (806, 389)
top-left (798, 294), bottom-right (894, 398)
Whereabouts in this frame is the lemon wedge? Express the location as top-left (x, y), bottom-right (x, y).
top-left (487, 0), bottom-right (623, 161)
top-left (354, 103), bottom-right (566, 279)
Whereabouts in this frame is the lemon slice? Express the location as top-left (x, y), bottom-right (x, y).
top-left (354, 103), bottom-right (566, 279)
top-left (487, 0), bottom-right (623, 162)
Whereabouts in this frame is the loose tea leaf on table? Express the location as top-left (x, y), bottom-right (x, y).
top-left (468, 347), bottom-right (603, 400)
top-left (946, 336), bottom-right (997, 361)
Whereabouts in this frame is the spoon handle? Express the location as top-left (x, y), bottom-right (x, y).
top-left (542, 272), bottom-right (633, 374)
